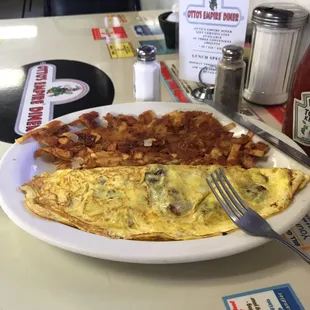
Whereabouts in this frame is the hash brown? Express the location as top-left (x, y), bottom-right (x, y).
top-left (16, 110), bottom-right (269, 170)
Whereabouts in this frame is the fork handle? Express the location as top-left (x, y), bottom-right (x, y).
top-left (268, 232), bottom-right (310, 264)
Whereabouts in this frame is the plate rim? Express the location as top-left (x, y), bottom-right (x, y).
top-left (0, 101), bottom-right (309, 264)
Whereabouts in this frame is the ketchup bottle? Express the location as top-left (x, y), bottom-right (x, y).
top-left (282, 44), bottom-right (310, 156)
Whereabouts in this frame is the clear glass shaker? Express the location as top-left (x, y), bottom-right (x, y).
top-left (243, 3), bottom-right (308, 106)
top-left (214, 45), bottom-right (246, 112)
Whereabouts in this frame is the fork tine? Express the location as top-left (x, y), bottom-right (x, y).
top-left (219, 167), bottom-right (249, 212)
top-left (206, 177), bottom-right (239, 222)
top-left (217, 168), bottom-right (246, 215)
top-left (213, 170), bottom-right (243, 218)
top-left (208, 173), bottom-right (240, 221)
top-left (206, 177), bottom-right (226, 208)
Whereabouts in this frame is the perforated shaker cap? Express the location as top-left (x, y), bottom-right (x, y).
top-left (222, 45), bottom-right (244, 61)
top-left (252, 3), bottom-right (308, 29)
top-left (136, 45), bottom-right (157, 62)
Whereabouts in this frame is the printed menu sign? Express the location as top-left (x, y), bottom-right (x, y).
top-left (179, 0), bottom-right (249, 83)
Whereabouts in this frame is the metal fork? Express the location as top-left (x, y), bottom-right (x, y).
top-left (206, 167), bottom-right (310, 264)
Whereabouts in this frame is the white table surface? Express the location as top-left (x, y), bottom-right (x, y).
top-left (0, 10), bottom-right (309, 310)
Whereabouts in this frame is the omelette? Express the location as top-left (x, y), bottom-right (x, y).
top-left (20, 165), bottom-right (310, 241)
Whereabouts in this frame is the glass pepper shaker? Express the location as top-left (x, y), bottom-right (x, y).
top-left (214, 45), bottom-right (246, 112)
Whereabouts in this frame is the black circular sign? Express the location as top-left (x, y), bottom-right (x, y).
top-left (0, 60), bottom-right (115, 143)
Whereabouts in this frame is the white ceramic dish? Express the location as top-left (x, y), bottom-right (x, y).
top-left (0, 102), bottom-right (309, 264)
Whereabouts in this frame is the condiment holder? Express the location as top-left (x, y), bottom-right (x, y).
top-left (158, 11), bottom-right (179, 49)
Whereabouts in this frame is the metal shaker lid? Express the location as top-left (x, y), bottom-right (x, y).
top-left (252, 3), bottom-right (308, 29)
top-left (136, 45), bottom-right (157, 62)
top-left (222, 45), bottom-right (244, 60)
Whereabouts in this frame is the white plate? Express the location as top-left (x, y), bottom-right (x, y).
top-left (0, 102), bottom-right (309, 264)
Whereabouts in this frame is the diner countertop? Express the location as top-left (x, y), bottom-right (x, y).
top-left (0, 10), bottom-right (309, 310)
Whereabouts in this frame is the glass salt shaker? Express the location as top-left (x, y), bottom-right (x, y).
top-left (243, 3), bottom-right (308, 106)
top-left (134, 45), bottom-right (161, 102)
top-left (214, 45), bottom-right (246, 112)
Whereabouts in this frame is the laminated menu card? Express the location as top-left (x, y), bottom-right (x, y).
top-left (179, 0), bottom-right (249, 84)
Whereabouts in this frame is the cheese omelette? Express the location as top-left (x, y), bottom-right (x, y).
top-left (20, 165), bottom-right (310, 241)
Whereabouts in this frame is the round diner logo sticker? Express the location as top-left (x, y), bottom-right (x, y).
top-left (0, 60), bottom-right (115, 143)
top-left (15, 63), bottom-right (90, 135)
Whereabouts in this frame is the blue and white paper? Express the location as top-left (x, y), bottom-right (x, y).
top-left (223, 284), bottom-right (304, 310)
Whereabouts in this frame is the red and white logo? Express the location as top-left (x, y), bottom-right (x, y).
top-left (15, 63), bottom-right (89, 135)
